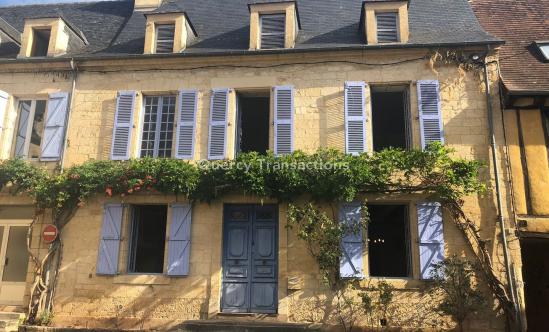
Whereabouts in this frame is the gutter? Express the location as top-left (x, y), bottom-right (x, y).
top-left (60, 58), bottom-right (78, 172)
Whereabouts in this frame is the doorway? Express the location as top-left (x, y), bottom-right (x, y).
top-left (0, 222), bottom-right (31, 305)
top-left (521, 238), bottom-right (549, 331)
top-left (221, 204), bottom-right (278, 313)
top-left (236, 92), bottom-right (270, 155)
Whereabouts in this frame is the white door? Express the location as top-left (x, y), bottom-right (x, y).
top-left (0, 223), bottom-right (31, 305)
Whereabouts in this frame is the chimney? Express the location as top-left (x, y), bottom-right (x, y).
top-left (134, 0), bottom-right (162, 11)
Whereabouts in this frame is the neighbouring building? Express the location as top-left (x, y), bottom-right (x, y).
top-left (0, 0), bottom-right (525, 330)
top-left (472, 1), bottom-right (549, 331)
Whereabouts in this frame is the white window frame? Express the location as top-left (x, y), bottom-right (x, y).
top-left (259, 13), bottom-right (286, 49)
top-left (154, 23), bottom-right (175, 54)
top-left (13, 99), bottom-right (48, 159)
top-left (139, 95), bottom-right (176, 158)
top-left (375, 11), bottom-right (400, 43)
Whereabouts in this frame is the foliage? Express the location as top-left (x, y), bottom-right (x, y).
top-left (35, 310), bottom-right (54, 326)
top-left (427, 255), bottom-right (486, 331)
top-left (360, 280), bottom-right (396, 328)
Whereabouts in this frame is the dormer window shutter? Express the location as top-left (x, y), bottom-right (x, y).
top-left (155, 23), bottom-right (175, 53)
top-left (376, 12), bottom-right (398, 43)
top-left (260, 14), bottom-right (286, 49)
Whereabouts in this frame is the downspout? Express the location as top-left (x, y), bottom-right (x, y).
top-left (480, 49), bottom-right (520, 330)
top-left (60, 58), bottom-right (78, 172)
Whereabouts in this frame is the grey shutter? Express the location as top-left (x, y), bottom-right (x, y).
top-left (376, 12), bottom-right (398, 43)
top-left (96, 204), bottom-right (123, 275)
top-left (175, 90), bottom-right (197, 159)
top-left (155, 24), bottom-right (175, 53)
top-left (339, 202), bottom-right (364, 278)
top-left (345, 82), bottom-right (367, 155)
top-left (417, 80), bottom-right (444, 149)
top-left (15, 102), bottom-right (31, 158)
top-left (417, 202), bottom-right (445, 280)
top-left (274, 86), bottom-right (294, 155)
top-left (0, 90), bottom-right (8, 134)
top-left (110, 91), bottom-right (136, 160)
top-left (167, 204), bottom-right (192, 276)
top-left (41, 92), bottom-right (69, 161)
top-left (260, 14), bottom-right (286, 49)
top-left (208, 89), bottom-right (229, 160)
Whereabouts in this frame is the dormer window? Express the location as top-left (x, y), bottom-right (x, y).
top-left (536, 41), bottom-right (549, 62)
top-left (375, 12), bottom-right (398, 43)
top-left (155, 23), bottom-right (175, 53)
top-left (260, 14), bottom-right (286, 49)
top-left (31, 28), bottom-right (51, 57)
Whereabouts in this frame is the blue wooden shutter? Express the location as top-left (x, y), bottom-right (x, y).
top-left (345, 82), bottom-right (367, 155)
top-left (110, 91), bottom-right (136, 160)
top-left (15, 101), bottom-right (31, 158)
top-left (208, 89), bottom-right (229, 160)
top-left (0, 90), bottom-right (8, 136)
top-left (339, 202), bottom-right (364, 278)
top-left (417, 80), bottom-right (444, 149)
top-left (175, 90), bottom-right (197, 159)
top-left (41, 92), bottom-right (69, 161)
top-left (167, 204), bottom-right (192, 276)
top-left (96, 204), bottom-right (123, 275)
top-left (274, 86), bottom-right (294, 155)
top-left (417, 202), bottom-right (445, 280)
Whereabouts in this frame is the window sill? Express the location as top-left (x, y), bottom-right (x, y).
top-left (358, 277), bottom-right (425, 290)
top-left (113, 274), bottom-right (171, 285)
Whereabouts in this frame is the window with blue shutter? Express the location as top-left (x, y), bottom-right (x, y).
top-left (41, 92), bottom-right (69, 161)
top-left (339, 202), bottom-right (364, 279)
top-left (345, 82), bottom-right (367, 155)
top-left (175, 90), bottom-right (197, 159)
top-left (274, 86), bottom-right (293, 155)
top-left (111, 91), bottom-right (136, 160)
top-left (417, 80), bottom-right (444, 149)
top-left (167, 204), bottom-right (192, 276)
top-left (0, 91), bottom-right (8, 138)
top-left (208, 89), bottom-right (229, 160)
top-left (417, 202), bottom-right (445, 280)
top-left (97, 204), bottom-right (123, 275)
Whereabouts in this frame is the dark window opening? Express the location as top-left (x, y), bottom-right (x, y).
top-left (237, 94), bottom-right (270, 154)
top-left (129, 205), bottom-right (167, 273)
top-left (371, 87), bottom-right (410, 151)
top-left (31, 28), bottom-right (51, 57)
top-left (368, 204), bottom-right (410, 278)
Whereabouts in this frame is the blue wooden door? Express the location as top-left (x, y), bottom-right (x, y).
top-left (222, 204), bottom-right (278, 313)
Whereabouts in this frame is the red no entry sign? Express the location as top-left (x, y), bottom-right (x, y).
top-left (42, 224), bottom-right (58, 244)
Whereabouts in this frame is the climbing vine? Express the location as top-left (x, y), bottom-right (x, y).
top-left (0, 143), bottom-right (515, 327)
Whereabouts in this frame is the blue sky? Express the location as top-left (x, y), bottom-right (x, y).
top-left (0, 0), bottom-right (114, 6)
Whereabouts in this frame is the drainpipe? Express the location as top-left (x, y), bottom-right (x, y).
top-left (60, 58), bottom-right (78, 172)
top-left (480, 50), bottom-right (521, 330)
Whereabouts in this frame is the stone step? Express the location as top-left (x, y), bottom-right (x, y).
top-left (173, 320), bottom-right (321, 332)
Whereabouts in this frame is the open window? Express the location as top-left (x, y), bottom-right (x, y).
top-left (128, 205), bottom-right (168, 274)
top-left (367, 204), bottom-right (411, 278)
top-left (371, 85), bottom-right (411, 151)
top-left (30, 28), bottom-right (51, 57)
top-left (14, 100), bottom-right (47, 159)
top-left (236, 91), bottom-right (270, 155)
top-left (140, 95), bottom-right (176, 158)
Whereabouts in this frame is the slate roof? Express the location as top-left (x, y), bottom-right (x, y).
top-left (471, 0), bottom-right (549, 94)
top-left (0, 0), bottom-right (499, 60)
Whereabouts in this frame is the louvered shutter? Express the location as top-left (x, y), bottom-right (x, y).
top-left (110, 91), bottom-right (136, 160)
top-left (15, 102), bottom-right (31, 158)
top-left (417, 202), bottom-right (445, 280)
top-left (376, 12), bottom-right (398, 43)
top-left (96, 204), bottom-right (123, 275)
top-left (155, 24), bottom-right (175, 53)
top-left (260, 14), bottom-right (286, 49)
top-left (167, 204), bottom-right (192, 276)
top-left (208, 89), bottom-right (229, 160)
top-left (175, 90), bottom-right (197, 159)
top-left (274, 86), bottom-right (294, 155)
top-left (417, 80), bottom-right (444, 149)
top-left (41, 92), bottom-right (69, 161)
top-left (345, 82), bottom-right (367, 155)
top-left (0, 91), bottom-right (8, 136)
top-left (339, 202), bottom-right (364, 278)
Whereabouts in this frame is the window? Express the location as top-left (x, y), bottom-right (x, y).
top-left (236, 92), bottom-right (270, 154)
top-left (368, 204), bottom-right (410, 277)
top-left (376, 12), bottom-right (398, 43)
top-left (155, 23), bottom-right (175, 53)
top-left (371, 86), bottom-right (410, 151)
top-left (260, 14), bottom-right (286, 49)
top-left (536, 42), bottom-right (549, 62)
top-left (140, 95), bottom-right (176, 158)
top-left (14, 100), bottom-right (47, 159)
top-left (30, 28), bottom-right (51, 57)
top-left (128, 205), bottom-right (168, 274)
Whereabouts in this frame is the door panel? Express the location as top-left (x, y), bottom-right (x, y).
top-left (0, 225), bottom-right (30, 305)
top-left (222, 205), bottom-right (278, 313)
